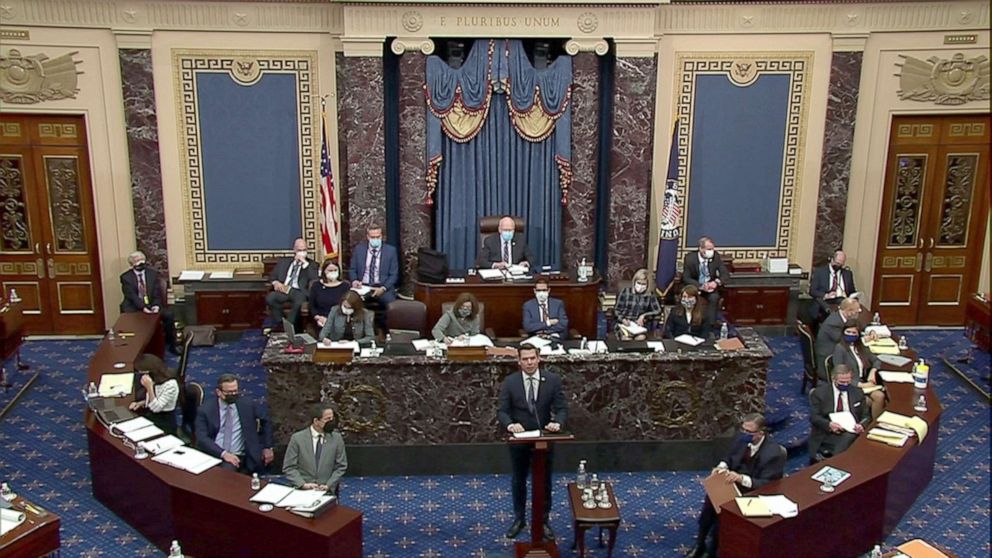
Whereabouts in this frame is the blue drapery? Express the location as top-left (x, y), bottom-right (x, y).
top-left (425, 39), bottom-right (572, 270)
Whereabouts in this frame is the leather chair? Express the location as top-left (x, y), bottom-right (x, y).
top-left (385, 299), bottom-right (428, 341)
top-left (796, 321), bottom-right (819, 394)
top-left (181, 381), bottom-right (205, 443)
top-left (440, 301), bottom-right (496, 339)
top-left (478, 215), bottom-right (525, 254)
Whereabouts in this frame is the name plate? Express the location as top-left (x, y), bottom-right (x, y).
top-left (446, 346), bottom-right (489, 362)
top-left (312, 348), bottom-right (354, 364)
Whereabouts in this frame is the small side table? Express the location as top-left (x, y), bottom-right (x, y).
top-left (566, 482), bottom-right (621, 558)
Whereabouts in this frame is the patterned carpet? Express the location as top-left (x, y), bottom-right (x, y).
top-left (0, 329), bottom-right (987, 557)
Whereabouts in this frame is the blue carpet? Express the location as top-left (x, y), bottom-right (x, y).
top-left (0, 329), bottom-right (987, 557)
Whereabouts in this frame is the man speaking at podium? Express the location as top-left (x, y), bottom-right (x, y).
top-left (498, 344), bottom-right (568, 541)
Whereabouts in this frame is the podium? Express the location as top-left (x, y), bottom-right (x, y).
top-left (508, 433), bottom-right (574, 558)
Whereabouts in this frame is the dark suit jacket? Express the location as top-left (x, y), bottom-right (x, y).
top-left (815, 310), bottom-right (849, 374)
top-left (681, 250), bottom-right (729, 288)
top-left (497, 369), bottom-right (568, 432)
top-left (282, 427), bottom-right (347, 490)
top-left (523, 297), bottom-right (569, 337)
top-left (476, 232), bottom-right (534, 268)
top-left (663, 307), bottom-right (711, 339)
top-left (724, 435), bottom-right (786, 493)
top-left (195, 396), bottom-right (273, 474)
top-left (268, 257), bottom-right (319, 293)
top-left (808, 382), bottom-right (869, 456)
top-left (317, 306), bottom-right (375, 343)
top-left (832, 342), bottom-right (881, 383)
top-left (348, 242), bottom-right (399, 303)
top-left (120, 268), bottom-right (164, 312)
top-left (810, 264), bottom-right (856, 301)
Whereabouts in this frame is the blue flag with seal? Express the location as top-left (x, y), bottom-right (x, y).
top-left (655, 122), bottom-right (681, 297)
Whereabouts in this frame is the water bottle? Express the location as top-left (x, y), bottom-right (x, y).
top-left (8, 288), bottom-right (19, 302)
top-left (580, 337), bottom-right (587, 351)
top-left (576, 460), bottom-right (587, 489)
top-left (107, 328), bottom-right (116, 342)
top-left (168, 540), bottom-right (184, 558)
top-left (871, 312), bottom-right (881, 325)
top-left (589, 473), bottom-right (599, 487)
top-left (912, 359), bottom-right (929, 389)
top-left (87, 381), bottom-right (98, 398)
top-left (869, 545), bottom-right (882, 558)
top-left (914, 395), bottom-right (928, 413)
top-left (250, 473), bottom-right (261, 491)
top-left (0, 482), bottom-right (12, 500)
top-left (720, 322), bottom-right (729, 340)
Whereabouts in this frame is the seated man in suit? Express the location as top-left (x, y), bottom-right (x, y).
top-left (687, 413), bottom-right (785, 558)
top-left (808, 249), bottom-right (856, 323)
top-left (265, 238), bottom-right (318, 331)
top-left (195, 373), bottom-right (274, 474)
top-left (120, 251), bottom-right (178, 355)
top-left (349, 223), bottom-right (399, 330)
top-left (808, 364), bottom-right (869, 461)
top-left (522, 279), bottom-right (569, 338)
top-left (814, 297), bottom-right (862, 381)
top-left (283, 403), bottom-right (348, 494)
top-left (681, 236), bottom-right (729, 327)
top-left (498, 344), bottom-right (568, 541)
top-left (476, 216), bottom-right (534, 270)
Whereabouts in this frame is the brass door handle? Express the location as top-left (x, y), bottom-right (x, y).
top-left (34, 243), bottom-right (40, 254)
top-left (917, 237), bottom-right (923, 249)
top-left (924, 253), bottom-right (933, 272)
top-left (915, 253), bottom-right (923, 272)
top-left (928, 237), bottom-right (934, 249)
top-left (46, 242), bottom-right (52, 254)
top-left (47, 257), bottom-right (55, 279)
top-left (36, 258), bottom-right (44, 278)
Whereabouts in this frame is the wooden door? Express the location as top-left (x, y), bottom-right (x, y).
top-left (0, 114), bottom-right (104, 334)
top-left (873, 115), bottom-right (990, 325)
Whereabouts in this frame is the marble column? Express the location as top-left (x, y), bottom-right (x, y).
top-left (607, 56), bottom-right (658, 287)
top-left (119, 49), bottom-right (168, 275)
top-left (397, 53), bottom-right (430, 294)
top-left (813, 52), bottom-right (863, 266)
top-left (562, 52), bottom-right (599, 269)
top-left (335, 53), bottom-right (386, 263)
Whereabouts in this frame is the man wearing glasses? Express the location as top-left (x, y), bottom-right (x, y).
top-left (283, 404), bottom-right (348, 494)
top-left (195, 373), bottom-right (274, 474)
top-left (686, 414), bottom-right (785, 558)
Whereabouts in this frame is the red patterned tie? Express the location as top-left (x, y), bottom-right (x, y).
top-left (836, 392), bottom-right (844, 413)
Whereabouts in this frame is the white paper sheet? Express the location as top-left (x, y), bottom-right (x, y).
top-left (152, 446), bottom-right (221, 475)
top-left (0, 508), bottom-right (26, 536)
top-left (478, 269), bottom-right (505, 280)
top-left (878, 371), bottom-right (915, 383)
top-left (828, 411), bottom-right (858, 434)
top-left (522, 336), bottom-right (552, 348)
top-left (758, 495), bottom-right (799, 518)
top-left (878, 354), bottom-right (913, 367)
top-left (249, 483), bottom-right (296, 505)
top-left (351, 285), bottom-right (372, 296)
top-left (647, 341), bottom-right (665, 353)
top-left (177, 270), bottom-right (205, 281)
top-left (124, 424), bottom-right (165, 443)
top-left (411, 339), bottom-right (433, 351)
top-left (140, 434), bottom-right (185, 455)
top-left (449, 334), bottom-right (494, 347)
top-left (208, 270), bottom-right (234, 279)
top-left (113, 416), bottom-right (154, 433)
top-left (539, 345), bottom-right (566, 356)
top-left (619, 322), bottom-right (647, 335)
top-left (275, 489), bottom-right (328, 509)
top-left (864, 325), bottom-right (892, 338)
top-left (674, 334), bottom-right (705, 346)
top-left (512, 430), bottom-right (541, 439)
top-left (98, 373), bottom-right (134, 397)
top-left (319, 340), bottom-right (359, 353)
top-left (587, 340), bottom-right (608, 353)
top-left (507, 264), bottom-right (528, 275)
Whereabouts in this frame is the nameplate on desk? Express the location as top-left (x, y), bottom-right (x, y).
top-left (446, 346), bottom-right (489, 362)
top-left (313, 347), bottom-right (353, 364)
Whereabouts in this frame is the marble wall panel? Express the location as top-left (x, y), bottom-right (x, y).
top-left (607, 56), bottom-right (658, 287)
top-left (398, 53), bottom-right (431, 294)
top-left (336, 53), bottom-right (386, 264)
top-left (813, 52), bottom-right (863, 267)
top-left (119, 49), bottom-right (168, 275)
top-left (563, 53), bottom-right (599, 269)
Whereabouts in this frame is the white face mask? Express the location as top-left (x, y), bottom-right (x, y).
top-left (634, 283), bottom-right (648, 294)
top-left (535, 291), bottom-right (550, 303)
top-left (341, 306), bottom-right (354, 316)
top-left (296, 250), bottom-right (308, 259)
top-left (702, 249), bottom-right (715, 260)
top-left (325, 271), bottom-right (339, 281)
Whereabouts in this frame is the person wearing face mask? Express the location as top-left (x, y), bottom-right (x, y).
top-left (309, 259), bottom-right (350, 330)
top-left (681, 236), bottom-right (729, 327)
top-left (476, 215), bottom-right (535, 270)
top-left (127, 354), bottom-right (179, 434)
top-left (808, 249), bottom-right (857, 324)
top-left (687, 414), bottom-right (784, 558)
top-left (522, 279), bottom-right (569, 338)
top-left (808, 364), bottom-right (869, 462)
top-left (664, 284), bottom-right (712, 339)
top-left (349, 224), bottom-right (399, 331)
top-left (815, 297), bottom-right (863, 380)
top-left (318, 291), bottom-right (375, 343)
top-left (283, 404), bottom-right (348, 494)
top-left (614, 268), bottom-right (662, 340)
top-left (195, 373), bottom-right (273, 474)
top-left (432, 292), bottom-right (482, 343)
top-left (120, 251), bottom-right (179, 355)
top-left (266, 238), bottom-right (319, 332)
top-left (833, 325), bottom-right (885, 420)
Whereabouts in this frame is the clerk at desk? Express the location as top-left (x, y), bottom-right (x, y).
top-left (522, 279), bottom-right (569, 338)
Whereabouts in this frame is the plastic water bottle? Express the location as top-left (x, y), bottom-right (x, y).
top-left (8, 288), bottom-right (19, 302)
top-left (871, 312), bottom-right (881, 325)
top-left (869, 545), bottom-right (882, 558)
top-left (576, 460), bottom-right (587, 489)
top-left (87, 382), bottom-right (98, 398)
top-left (0, 483), bottom-right (12, 501)
top-left (250, 473), bottom-right (261, 491)
top-left (580, 337), bottom-right (588, 351)
top-left (720, 322), bottom-right (729, 340)
top-left (107, 328), bottom-right (116, 342)
top-left (168, 540), bottom-right (184, 558)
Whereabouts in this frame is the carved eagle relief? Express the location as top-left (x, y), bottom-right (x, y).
top-left (896, 53), bottom-right (990, 106)
top-left (0, 49), bottom-right (83, 104)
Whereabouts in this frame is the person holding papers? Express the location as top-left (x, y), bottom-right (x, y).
top-left (498, 344), bottom-right (568, 541)
top-left (476, 216), bottom-right (534, 269)
top-left (349, 223), bottom-right (399, 331)
top-left (432, 292), bottom-right (482, 343)
top-left (522, 279), bottom-right (569, 338)
top-left (283, 404), bottom-right (348, 494)
top-left (687, 414), bottom-right (785, 558)
top-left (808, 249), bottom-right (856, 323)
top-left (614, 268), bottom-right (662, 340)
top-left (195, 373), bottom-right (273, 474)
top-left (814, 297), bottom-right (862, 381)
top-left (664, 285), bottom-right (711, 340)
top-left (265, 238), bottom-right (319, 332)
top-left (833, 325), bottom-right (885, 420)
top-left (318, 291), bottom-right (375, 343)
top-left (808, 365), bottom-right (870, 462)
top-left (308, 259), bottom-right (350, 330)
top-left (127, 354), bottom-right (179, 434)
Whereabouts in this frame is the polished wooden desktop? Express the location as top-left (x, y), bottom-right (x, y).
top-left (719, 364), bottom-right (941, 558)
top-left (0, 494), bottom-right (60, 558)
top-left (0, 300), bottom-right (25, 363)
top-left (85, 313), bottom-right (362, 558)
top-left (414, 274), bottom-right (601, 338)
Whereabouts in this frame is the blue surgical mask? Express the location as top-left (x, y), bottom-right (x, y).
top-left (369, 238), bottom-right (382, 249)
top-left (843, 333), bottom-right (859, 343)
top-left (837, 383), bottom-right (849, 392)
top-left (500, 231), bottom-right (513, 242)
top-left (738, 432), bottom-right (753, 445)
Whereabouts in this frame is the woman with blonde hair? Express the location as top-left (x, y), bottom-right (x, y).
top-left (614, 268), bottom-right (661, 340)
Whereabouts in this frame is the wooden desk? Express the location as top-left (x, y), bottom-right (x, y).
top-left (965, 294), bottom-right (990, 351)
top-left (719, 377), bottom-right (941, 558)
top-left (0, 495), bottom-right (60, 558)
top-left (86, 313), bottom-right (363, 558)
top-left (0, 301), bottom-right (25, 363)
top-left (567, 482), bottom-right (620, 558)
top-left (415, 274), bottom-right (601, 338)
top-left (174, 275), bottom-right (269, 331)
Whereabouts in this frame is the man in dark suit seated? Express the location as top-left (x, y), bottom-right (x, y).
top-left (349, 223), bottom-right (399, 330)
top-left (476, 215), bottom-right (534, 270)
top-left (120, 251), bottom-right (178, 355)
top-left (522, 279), bottom-right (569, 338)
top-left (681, 236), bottom-right (729, 327)
top-left (808, 249), bottom-right (857, 323)
top-left (195, 373), bottom-right (274, 474)
top-left (282, 404), bottom-right (348, 493)
top-left (498, 344), bottom-right (568, 541)
top-left (265, 238), bottom-right (318, 331)
top-left (814, 297), bottom-right (861, 381)
top-left (687, 413), bottom-right (785, 558)
top-left (808, 364), bottom-right (869, 461)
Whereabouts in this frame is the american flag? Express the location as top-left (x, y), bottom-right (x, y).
top-left (319, 109), bottom-right (339, 258)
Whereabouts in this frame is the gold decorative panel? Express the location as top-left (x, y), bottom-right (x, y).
top-left (887, 154), bottom-right (926, 248)
top-left (0, 122), bottom-right (21, 137)
top-left (937, 153), bottom-right (977, 247)
top-left (881, 256), bottom-right (919, 269)
top-left (932, 256), bottom-right (967, 268)
top-left (948, 122), bottom-right (986, 137)
top-left (0, 155), bottom-right (32, 252)
top-left (43, 156), bottom-right (86, 253)
top-left (896, 124), bottom-right (934, 138)
top-left (37, 123), bottom-right (78, 139)
top-left (52, 262), bottom-right (92, 276)
top-left (0, 261), bottom-right (40, 276)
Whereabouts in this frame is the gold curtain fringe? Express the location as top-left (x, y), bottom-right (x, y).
top-left (506, 85), bottom-right (572, 143)
top-left (426, 154), bottom-right (443, 206)
top-left (439, 96), bottom-right (491, 143)
top-left (555, 155), bottom-right (572, 206)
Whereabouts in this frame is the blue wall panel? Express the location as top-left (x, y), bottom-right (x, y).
top-left (685, 74), bottom-right (789, 249)
top-left (197, 72), bottom-right (302, 251)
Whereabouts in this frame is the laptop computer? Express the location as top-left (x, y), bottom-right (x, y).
top-left (89, 397), bottom-right (138, 424)
top-left (605, 340), bottom-right (654, 353)
top-left (282, 318), bottom-right (317, 348)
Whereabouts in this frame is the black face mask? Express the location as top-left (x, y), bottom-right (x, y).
top-left (223, 394), bottom-right (238, 404)
top-left (134, 263), bottom-right (147, 272)
top-left (322, 418), bottom-right (338, 433)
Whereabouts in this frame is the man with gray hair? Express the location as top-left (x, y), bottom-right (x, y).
top-left (120, 250), bottom-right (178, 355)
top-left (681, 236), bottom-right (729, 328)
top-left (808, 364), bottom-right (869, 461)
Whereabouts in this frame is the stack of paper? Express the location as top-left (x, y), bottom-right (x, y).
top-left (152, 446), bottom-right (221, 474)
top-left (0, 508), bottom-right (26, 536)
top-left (867, 427), bottom-right (910, 447)
top-left (828, 411), bottom-right (858, 433)
top-left (351, 285), bottom-right (372, 296)
top-left (522, 336), bottom-right (553, 348)
top-left (878, 371), bottom-right (914, 383)
top-left (878, 411), bottom-right (928, 442)
top-left (318, 340), bottom-right (359, 353)
top-left (507, 264), bottom-right (528, 276)
top-left (618, 322), bottom-right (647, 336)
top-left (862, 384), bottom-right (884, 394)
top-left (411, 339), bottom-right (433, 351)
top-left (866, 338), bottom-right (900, 354)
top-left (124, 424), bottom-right (165, 443)
top-left (249, 483), bottom-right (295, 505)
top-left (208, 270), bottom-right (234, 279)
top-left (864, 325), bottom-right (892, 338)
top-left (113, 416), bottom-right (154, 434)
top-left (539, 345), bottom-right (566, 356)
top-left (878, 354), bottom-right (913, 367)
top-left (478, 269), bottom-right (505, 280)
top-left (98, 373), bottom-right (134, 397)
top-left (449, 334), bottom-right (494, 347)
top-left (274, 489), bottom-right (328, 509)
top-left (140, 435), bottom-right (186, 455)
top-left (646, 341), bottom-right (665, 353)
top-left (674, 334), bottom-right (705, 346)
top-left (734, 497), bottom-right (772, 517)
top-left (757, 495), bottom-right (799, 518)
top-left (177, 270), bottom-right (205, 281)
